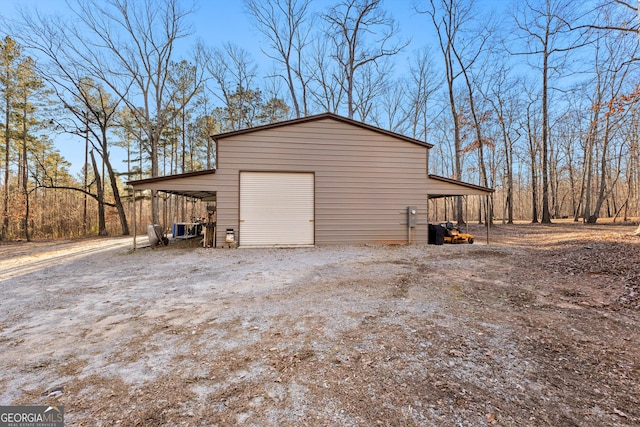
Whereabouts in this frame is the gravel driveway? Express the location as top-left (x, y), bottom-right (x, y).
top-left (1, 224), bottom-right (638, 426)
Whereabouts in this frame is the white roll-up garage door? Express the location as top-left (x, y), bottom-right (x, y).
top-left (240, 172), bottom-right (314, 246)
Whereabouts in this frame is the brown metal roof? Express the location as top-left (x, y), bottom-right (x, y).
top-left (127, 169), bottom-right (217, 201)
top-left (127, 169), bottom-right (215, 186)
top-left (427, 174), bottom-right (494, 198)
top-left (211, 112), bottom-right (434, 149)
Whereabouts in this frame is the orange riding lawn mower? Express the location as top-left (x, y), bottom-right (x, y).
top-left (440, 222), bottom-right (474, 244)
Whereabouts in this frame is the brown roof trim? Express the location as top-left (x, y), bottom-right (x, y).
top-left (429, 174), bottom-right (494, 193)
top-left (127, 169), bottom-right (215, 186)
top-left (211, 112), bottom-right (434, 149)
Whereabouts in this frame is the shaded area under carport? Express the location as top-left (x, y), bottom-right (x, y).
top-left (426, 174), bottom-right (494, 244)
top-left (127, 170), bottom-right (218, 250)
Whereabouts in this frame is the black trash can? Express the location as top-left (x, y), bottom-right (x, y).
top-left (428, 224), bottom-right (445, 245)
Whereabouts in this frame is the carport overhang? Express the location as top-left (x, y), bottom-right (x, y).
top-left (127, 169), bottom-right (218, 249)
top-left (425, 174), bottom-right (495, 244)
top-left (426, 174), bottom-right (494, 199)
top-left (128, 169), bottom-right (218, 201)
top-left (125, 171), bottom-right (495, 248)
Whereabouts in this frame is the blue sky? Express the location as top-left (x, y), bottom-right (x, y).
top-left (5, 0), bottom-right (508, 176)
top-left (10, 0), bottom-right (451, 72)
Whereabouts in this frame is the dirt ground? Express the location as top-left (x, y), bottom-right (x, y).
top-left (0, 221), bottom-right (639, 426)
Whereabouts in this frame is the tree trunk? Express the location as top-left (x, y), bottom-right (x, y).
top-left (567, 138), bottom-right (578, 221)
top-left (21, 104), bottom-right (30, 242)
top-left (541, 51), bottom-right (552, 223)
top-left (527, 107), bottom-right (539, 223)
top-left (448, 85), bottom-right (464, 225)
top-left (151, 130), bottom-right (160, 225)
top-left (103, 150), bottom-right (129, 235)
top-left (90, 150), bottom-right (108, 236)
top-left (453, 38), bottom-right (490, 224)
top-left (590, 110), bottom-right (613, 223)
top-left (2, 97), bottom-right (10, 240)
top-left (504, 129), bottom-right (514, 224)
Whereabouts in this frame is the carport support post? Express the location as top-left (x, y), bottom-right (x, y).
top-left (485, 195), bottom-right (490, 245)
top-left (426, 196), bottom-right (429, 232)
top-left (132, 188), bottom-right (137, 250)
top-left (465, 196), bottom-right (469, 235)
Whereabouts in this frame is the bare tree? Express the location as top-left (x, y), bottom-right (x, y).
top-left (81, 81), bottom-right (128, 235)
top-left (322, 0), bottom-right (407, 119)
top-left (417, 0), bottom-right (476, 224)
top-left (511, 0), bottom-right (589, 223)
top-left (580, 0), bottom-right (640, 231)
top-left (53, 79), bottom-right (123, 236)
top-left (88, 148), bottom-right (107, 235)
top-left (623, 108), bottom-right (640, 227)
top-left (583, 1), bottom-right (639, 38)
top-left (244, 0), bottom-right (312, 118)
top-left (371, 78), bottom-right (409, 134)
top-left (586, 32), bottom-right (639, 223)
top-left (14, 12), bottom-right (130, 235)
top-left (405, 47), bottom-right (442, 142)
top-left (62, 0), bottom-right (204, 225)
top-left (353, 59), bottom-right (390, 122)
top-left (524, 82), bottom-right (542, 223)
top-left (205, 42), bottom-right (259, 131)
top-left (449, 6), bottom-right (496, 224)
top-left (307, 39), bottom-right (344, 113)
top-left (483, 65), bottom-right (523, 224)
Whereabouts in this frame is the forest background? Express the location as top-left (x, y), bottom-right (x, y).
top-left (0, 0), bottom-right (638, 241)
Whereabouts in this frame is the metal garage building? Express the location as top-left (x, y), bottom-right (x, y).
top-left (128, 113), bottom-right (492, 247)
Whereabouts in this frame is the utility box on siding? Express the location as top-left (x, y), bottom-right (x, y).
top-left (407, 206), bottom-right (417, 227)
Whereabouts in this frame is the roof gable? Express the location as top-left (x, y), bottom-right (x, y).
top-left (212, 112), bottom-right (434, 149)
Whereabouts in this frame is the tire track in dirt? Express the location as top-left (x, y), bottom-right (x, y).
top-left (0, 238), bottom-right (132, 281)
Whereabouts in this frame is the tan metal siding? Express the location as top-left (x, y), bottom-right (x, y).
top-left (215, 118), bottom-right (429, 245)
